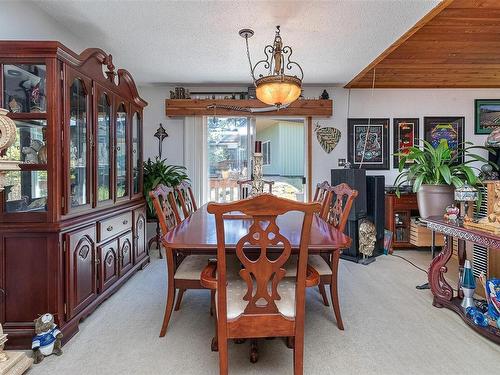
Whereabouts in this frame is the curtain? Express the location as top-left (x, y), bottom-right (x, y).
top-left (183, 116), bottom-right (208, 205)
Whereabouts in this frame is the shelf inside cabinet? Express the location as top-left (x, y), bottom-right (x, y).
top-left (18, 163), bottom-right (47, 171)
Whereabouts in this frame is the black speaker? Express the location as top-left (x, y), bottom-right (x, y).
top-left (331, 169), bottom-right (367, 220)
top-left (366, 175), bottom-right (385, 254)
top-left (339, 220), bottom-right (360, 262)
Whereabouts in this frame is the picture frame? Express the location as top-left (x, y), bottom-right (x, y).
top-left (393, 118), bottom-right (419, 169)
top-left (347, 118), bottom-right (390, 170)
top-left (423, 116), bottom-right (464, 164)
top-left (474, 99), bottom-right (500, 134)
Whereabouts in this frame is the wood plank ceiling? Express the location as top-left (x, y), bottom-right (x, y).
top-left (345, 0), bottom-right (500, 88)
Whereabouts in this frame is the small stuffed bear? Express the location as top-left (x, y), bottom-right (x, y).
top-left (32, 313), bottom-right (63, 364)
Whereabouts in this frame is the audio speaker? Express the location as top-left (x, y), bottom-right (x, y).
top-left (331, 169), bottom-right (367, 220)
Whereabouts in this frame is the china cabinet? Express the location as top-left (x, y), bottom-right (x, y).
top-left (0, 41), bottom-right (148, 348)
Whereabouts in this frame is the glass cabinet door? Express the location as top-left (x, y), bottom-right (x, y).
top-left (132, 111), bottom-right (141, 195)
top-left (3, 64), bottom-right (46, 113)
top-left (115, 103), bottom-right (128, 199)
top-left (96, 93), bottom-right (112, 203)
top-left (69, 77), bottom-right (90, 208)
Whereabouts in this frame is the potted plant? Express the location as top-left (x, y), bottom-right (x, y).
top-left (394, 139), bottom-right (494, 218)
top-left (143, 157), bottom-right (189, 218)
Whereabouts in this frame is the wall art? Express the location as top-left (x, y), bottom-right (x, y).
top-left (393, 118), bottom-right (419, 168)
top-left (475, 99), bottom-right (500, 134)
top-left (315, 122), bottom-right (341, 154)
top-left (347, 118), bottom-right (389, 170)
top-left (424, 116), bottom-right (464, 164)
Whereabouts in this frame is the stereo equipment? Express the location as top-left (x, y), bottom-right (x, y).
top-left (331, 169), bottom-right (367, 220)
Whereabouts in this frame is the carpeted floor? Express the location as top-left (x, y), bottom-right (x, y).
top-left (27, 250), bottom-right (500, 375)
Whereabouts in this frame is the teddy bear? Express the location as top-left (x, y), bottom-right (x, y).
top-left (32, 313), bottom-right (63, 364)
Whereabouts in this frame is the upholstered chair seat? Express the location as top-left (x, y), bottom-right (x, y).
top-left (285, 255), bottom-right (332, 277)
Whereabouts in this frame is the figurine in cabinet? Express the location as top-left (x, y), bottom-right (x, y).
top-left (32, 313), bottom-right (63, 364)
top-left (22, 139), bottom-right (46, 164)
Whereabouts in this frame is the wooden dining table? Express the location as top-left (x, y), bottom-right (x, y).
top-left (160, 203), bottom-right (352, 335)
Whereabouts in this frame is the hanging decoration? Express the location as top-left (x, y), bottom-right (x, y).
top-left (314, 122), bottom-right (341, 154)
top-left (240, 26), bottom-right (303, 107)
top-left (154, 123), bottom-right (168, 158)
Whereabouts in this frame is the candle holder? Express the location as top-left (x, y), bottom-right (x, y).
top-left (251, 152), bottom-right (264, 196)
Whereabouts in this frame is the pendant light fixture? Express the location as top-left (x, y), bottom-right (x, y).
top-left (239, 26), bottom-right (303, 107)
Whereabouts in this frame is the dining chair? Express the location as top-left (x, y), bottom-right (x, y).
top-left (175, 181), bottom-right (198, 219)
top-left (313, 180), bottom-right (331, 219)
top-left (149, 184), bottom-right (212, 337)
top-left (201, 194), bottom-right (321, 375)
top-left (236, 179), bottom-right (274, 199)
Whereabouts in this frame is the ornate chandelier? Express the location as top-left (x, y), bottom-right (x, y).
top-left (239, 26), bottom-right (303, 107)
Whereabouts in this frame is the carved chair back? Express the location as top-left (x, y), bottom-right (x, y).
top-left (237, 179), bottom-right (274, 199)
top-left (149, 184), bottom-right (182, 237)
top-left (207, 194), bottom-right (320, 329)
top-left (324, 183), bottom-right (358, 232)
top-left (175, 181), bottom-right (197, 218)
top-left (313, 181), bottom-right (331, 219)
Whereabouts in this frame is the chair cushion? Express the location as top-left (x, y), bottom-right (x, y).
top-left (217, 278), bottom-right (296, 319)
top-left (285, 254), bottom-right (332, 277)
top-left (175, 254), bottom-right (242, 281)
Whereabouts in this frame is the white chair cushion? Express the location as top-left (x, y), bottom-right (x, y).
top-left (285, 254), bottom-right (332, 277)
top-left (217, 278), bottom-right (296, 319)
top-left (174, 255), bottom-right (242, 281)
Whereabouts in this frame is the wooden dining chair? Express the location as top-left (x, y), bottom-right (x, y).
top-left (313, 180), bottom-right (331, 219)
top-left (175, 181), bottom-right (198, 219)
top-left (312, 183), bottom-right (358, 330)
top-left (236, 179), bottom-right (274, 199)
top-left (149, 184), bottom-right (212, 337)
top-left (201, 194), bottom-right (321, 375)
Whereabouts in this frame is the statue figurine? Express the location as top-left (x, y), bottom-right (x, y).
top-left (32, 313), bottom-right (63, 364)
top-left (358, 219), bottom-right (377, 257)
top-left (320, 89), bottom-right (329, 100)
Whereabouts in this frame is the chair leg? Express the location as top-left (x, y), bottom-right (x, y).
top-left (174, 288), bottom-right (185, 311)
top-left (249, 339), bottom-right (258, 363)
top-left (330, 251), bottom-right (344, 330)
top-left (159, 248), bottom-right (176, 337)
top-left (318, 283), bottom-right (329, 306)
top-left (218, 339), bottom-right (228, 375)
top-left (210, 289), bottom-right (215, 316)
top-left (293, 335), bottom-right (304, 375)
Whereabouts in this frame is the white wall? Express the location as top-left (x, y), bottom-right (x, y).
top-left (141, 85), bottom-right (499, 188)
top-left (0, 1), bottom-right (86, 52)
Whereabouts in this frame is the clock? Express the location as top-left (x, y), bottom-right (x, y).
top-left (0, 108), bottom-right (17, 152)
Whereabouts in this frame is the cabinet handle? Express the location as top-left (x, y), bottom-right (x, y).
top-left (107, 225), bottom-right (113, 232)
top-left (95, 259), bottom-right (100, 265)
top-left (122, 220), bottom-right (128, 225)
top-left (0, 288), bottom-right (5, 296)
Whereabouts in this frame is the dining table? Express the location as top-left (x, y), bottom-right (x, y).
top-left (160, 203), bottom-right (352, 336)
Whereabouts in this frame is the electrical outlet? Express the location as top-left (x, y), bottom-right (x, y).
top-left (338, 158), bottom-right (346, 167)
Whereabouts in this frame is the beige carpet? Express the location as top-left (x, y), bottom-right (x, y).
top-left (27, 250), bottom-right (500, 374)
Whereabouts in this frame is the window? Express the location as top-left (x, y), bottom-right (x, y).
top-left (262, 140), bottom-right (271, 165)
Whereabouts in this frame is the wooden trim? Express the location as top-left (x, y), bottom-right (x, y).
top-left (165, 99), bottom-right (332, 117)
top-left (344, 0), bottom-right (454, 88)
top-left (307, 117), bottom-right (313, 202)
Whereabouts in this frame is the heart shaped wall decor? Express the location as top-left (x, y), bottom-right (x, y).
top-left (315, 124), bottom-right (341, 154)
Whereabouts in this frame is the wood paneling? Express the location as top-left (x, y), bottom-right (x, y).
top-left (165, 99), bottom-right (333, 117)
top-left (346, 0), bottom-right (500, 88)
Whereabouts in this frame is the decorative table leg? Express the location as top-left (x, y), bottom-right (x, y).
top-left (428, 234), bottom-right (454, 307)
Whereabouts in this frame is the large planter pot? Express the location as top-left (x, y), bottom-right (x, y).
top-left (417, 184), bottom-right (455, 219)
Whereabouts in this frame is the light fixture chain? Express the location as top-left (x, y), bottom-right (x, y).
top-left (244, 35), bottom-right (257, 85)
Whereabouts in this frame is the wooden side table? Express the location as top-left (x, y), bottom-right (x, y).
top-left (147, 217), bottom-right (163, 259)
top-left (385, 192), bottom-right (419, 248)
top-left (425, 217), bottom-right (500, 343)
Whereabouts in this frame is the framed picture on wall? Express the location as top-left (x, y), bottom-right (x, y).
top-left (347, 118), bottom-right (390, 170)
top-left (393, 118), bottom-right (419, 169)
top-left (475, 99), bottom-right (500, 134)
top-left (424, 116), bottom-right (464, 164)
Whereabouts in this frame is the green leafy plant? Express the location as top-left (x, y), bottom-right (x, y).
top-left (394, 139), bottom-right (496, 196)
top-left (143, 157), bottom-right (189, 218)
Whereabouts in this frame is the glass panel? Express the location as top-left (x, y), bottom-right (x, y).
top-left (3, 120), bottom-right (47, 164)
top-left (97, 94), bottom-right (111, 201)
top-left (116, 103), bottom-right (128, 198)
top-left (3, 170), bottom-right (48, 212)
top-left (207, 117), bottom-right (249, 202)
top-left (3, 64), bottom-right (46, 113)
top-left (69, 79), bottom-right (88, 207)
top-left (132, 112), bottom-right (141, 195)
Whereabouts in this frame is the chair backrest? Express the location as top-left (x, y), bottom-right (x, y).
top-left (149, 184), bottom-right (182, 236)
top-left (324, 183), bottom-right (358, 232)
top-left (175, 181), bottom-right (197, 218)
top-left (237, 179), bottom-right (274, 199)
top-left (207, 194), bottom-right (320, 331)
top-left (313, 181), bottom-right (331, 219)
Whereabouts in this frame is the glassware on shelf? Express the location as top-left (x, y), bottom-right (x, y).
top-left (116, 103), bottom-right (128, 198)
top-left (97, 94), bottom-right (111, 202)
top-left (3, 64), bottom-right (46, 113)
top-left (132, 112), bottom-right (141, 195)
top-left (69, 78), bottom-right (88, 208)
top-left (3, 119), bottom-right (47, 165)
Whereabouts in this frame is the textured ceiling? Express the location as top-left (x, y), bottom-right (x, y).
top-left (33, 0), bottom-right (440, 86)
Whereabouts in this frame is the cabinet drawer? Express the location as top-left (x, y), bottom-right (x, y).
top-left (394, 194), bottom-right (417, 207)
top-left (98, 212), bottom-right (132, 242)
